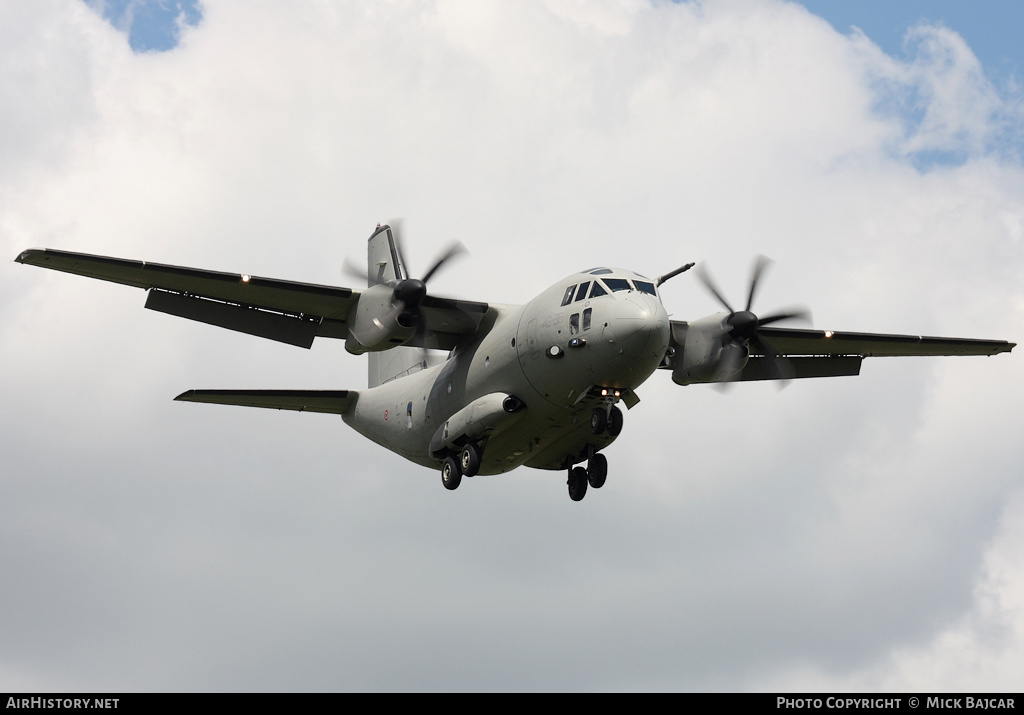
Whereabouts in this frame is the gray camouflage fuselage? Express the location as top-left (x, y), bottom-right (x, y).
top-left (344, 271), bottom-right (669, 473)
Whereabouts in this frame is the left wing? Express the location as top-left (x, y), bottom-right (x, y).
top-left (15, 248), bottom-right (488, 349)
top-left (752, 326), bottom-right (1015, 358)
top-left (743, 326), bottom-right (1013, 381)
top-left (664, 320), bottom-right (1014, 384)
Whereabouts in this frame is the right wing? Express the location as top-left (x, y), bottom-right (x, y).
top-left (15, 248), bottom-right (489, 350)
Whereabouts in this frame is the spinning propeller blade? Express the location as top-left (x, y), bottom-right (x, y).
top-left (696, 256), bottom-right (810, 387)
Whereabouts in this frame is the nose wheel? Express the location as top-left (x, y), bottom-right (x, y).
top-left (590, 405), bottom-right (623, 436)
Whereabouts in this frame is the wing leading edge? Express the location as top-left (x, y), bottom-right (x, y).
top-left (753, 326), bottom-right (1015, 358)
top-left (15, 248), bottom-right (488, 350)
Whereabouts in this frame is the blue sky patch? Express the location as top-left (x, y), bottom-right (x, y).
top-left (84, 0), bottom-right (202, 53)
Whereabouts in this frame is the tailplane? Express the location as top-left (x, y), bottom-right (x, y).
top-left (175, 389), bottom-right (357, 414)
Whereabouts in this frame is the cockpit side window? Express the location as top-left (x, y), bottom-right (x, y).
top-left (634, 280), bottom-right (656, 296)
top-left (603, 278), bottom-right (632, 292)
top-left (574, 281), bottom-right (590, 302)
top-left (561, 285), bottom-right (575, 306)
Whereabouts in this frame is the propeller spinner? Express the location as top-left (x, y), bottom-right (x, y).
top-left (695, 256), bottom-right (810, 384)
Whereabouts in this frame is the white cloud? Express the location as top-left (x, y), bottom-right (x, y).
top-left (2, 0), bottom-right (1022, 691)
top-left (759, 488), bottom-right (1024, 692)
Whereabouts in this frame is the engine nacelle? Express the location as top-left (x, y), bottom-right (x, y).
top-left (429, 393), bottom-right (526, 458)
top-left (671, 314), bottom-right (748, 385)
top-left (345, 283), bottom-right (416, 354)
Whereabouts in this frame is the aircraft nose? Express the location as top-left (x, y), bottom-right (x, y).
top-left (600, 293), bottom-right (669, 379)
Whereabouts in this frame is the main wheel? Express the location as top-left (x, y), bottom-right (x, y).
top-left (568, 466), bottom-right (588, 501)
top-left (590, 407), bottom-right (608, 435)
top-left (607, 405), bottom-right (623, 437)
top-left (441, 455), bottom-right (462, 491)
top-left (460, 442), bottom-right (481, 477)
top-left (587, 453), bottom-right (607, 489)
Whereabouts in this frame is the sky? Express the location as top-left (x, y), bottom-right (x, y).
top-left (2, 0), bottom-right (1023, 693)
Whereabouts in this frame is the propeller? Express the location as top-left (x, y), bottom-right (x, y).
top-left (390, 222), bottom-right (465, 330)
top-left (695, 256), bottom-right (810, 386)
top-left (343, 220), bottom-right (467, 349)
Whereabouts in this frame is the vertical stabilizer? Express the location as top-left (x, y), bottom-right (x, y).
top-left (366, 225), bottom-right (427, 388)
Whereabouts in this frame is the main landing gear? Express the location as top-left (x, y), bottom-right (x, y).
top-left (569, 404), bottom-right (622, 501)
top-left (440, 441), bottom-right (483, 491)
top-left (568, 451), bottom-right (609, 502)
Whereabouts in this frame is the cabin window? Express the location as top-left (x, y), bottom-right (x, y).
top-left (407, 401), bottom-right (413, 429)
top-left (635, 280), bottom-right (656, 296)
top-left (561, 285), bottom-right (575, 306)
top-left (574, 281), bottom-right (590, 302)
top-left (583, 308), bottom-right (592, 331)
top-left (589, 282), bottom-right (608, 298)
top-left (570, 313), bottom-right (580, 334)
top-left (603, 278), bottom-right (631, 292)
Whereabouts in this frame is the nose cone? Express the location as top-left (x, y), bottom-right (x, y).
top-left (600, 292), bottom-right (669, 387)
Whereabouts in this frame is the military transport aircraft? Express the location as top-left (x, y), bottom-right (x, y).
top-left (16, 224), bottom-right (1015, 501)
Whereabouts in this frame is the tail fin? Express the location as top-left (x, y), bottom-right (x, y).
top-left (366, 224), bottom-right (427, 388)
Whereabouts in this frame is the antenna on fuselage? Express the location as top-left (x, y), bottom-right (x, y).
top-left (655, 262), bottom-right (695, 287)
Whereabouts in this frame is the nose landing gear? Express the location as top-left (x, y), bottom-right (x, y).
top-left (590, 405), bottom-right (623, 436)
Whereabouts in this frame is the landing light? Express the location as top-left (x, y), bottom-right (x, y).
top-left (824, 330), bottom-right (834, 338)
top-left (241, 274), bottom-right (251, 283)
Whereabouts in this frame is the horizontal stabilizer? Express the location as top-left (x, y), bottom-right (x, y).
top-left (175, 389), bottom-right (357, 414)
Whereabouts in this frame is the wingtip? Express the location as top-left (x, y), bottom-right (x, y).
top-left (14, 248), bottom-right (43, 264)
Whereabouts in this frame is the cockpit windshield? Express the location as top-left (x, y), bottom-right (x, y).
top-left (563, 270), bottom-right (660, 305)
top-left (603, 278), bottom-right (631, 292)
